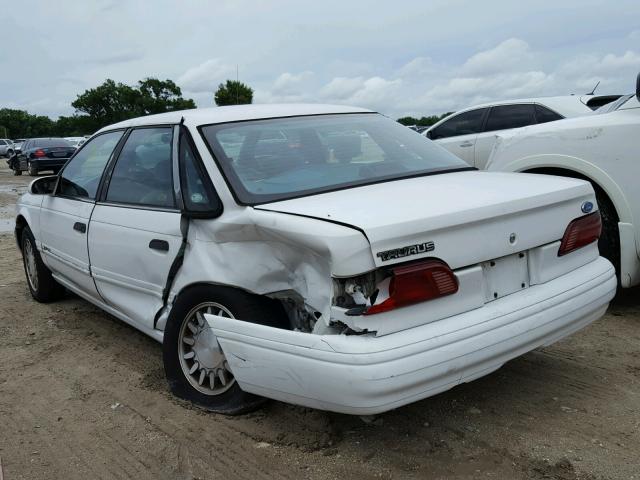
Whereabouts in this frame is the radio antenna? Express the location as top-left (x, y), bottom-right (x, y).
top-left (587, 80), bottom-right (600, 95)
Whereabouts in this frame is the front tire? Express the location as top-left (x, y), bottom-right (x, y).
top-left (162, 285), bottom-right (287, 415)
top-left (21, 226), bottom-right (66, 302)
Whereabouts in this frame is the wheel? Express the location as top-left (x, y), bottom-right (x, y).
top-left (13, 167), bottom-right (22, 176)
top-left (28, 161), bottom-right (38, 176)
top-left (595, 189), bottom-right (620, 275)
top-left (21, 226), bottom-right (66, 302)
top-left (7, 149), bottom-right (13, 157)
top-left (163, 285), bottom-right (287, 415)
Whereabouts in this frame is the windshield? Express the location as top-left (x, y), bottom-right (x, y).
top-left (200, 113), bottom-right (470, 204)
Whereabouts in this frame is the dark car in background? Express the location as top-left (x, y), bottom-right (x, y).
top-left (10, 138), bottom-right (76, 176)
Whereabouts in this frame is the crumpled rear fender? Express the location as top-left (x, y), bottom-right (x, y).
top-left (169, 208), bottom-right (375, 324)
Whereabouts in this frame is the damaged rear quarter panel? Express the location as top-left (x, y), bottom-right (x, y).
top-left (169, 207), bottom-right (375, 324)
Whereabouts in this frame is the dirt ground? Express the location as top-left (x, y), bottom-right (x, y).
top-left (0, 162), bottom-right (638, 480)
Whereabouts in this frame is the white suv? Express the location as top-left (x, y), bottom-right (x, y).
top-left (15, 104), bottom-right (615, 414)
top-left (425, 95), bottom-right (619, 169)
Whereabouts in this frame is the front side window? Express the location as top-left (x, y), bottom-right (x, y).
top-left (106, 127), bottom-right (175, 208)
top-left (429, 109), bottom-right (486, 139)
top-left (201, 113), bottom-right (469, 204)
top-left (58, 130), bottom-right (124, 199)
top-left (485, 104), bottom-right (535, 132)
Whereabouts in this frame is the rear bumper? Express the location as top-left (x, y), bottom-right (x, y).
top-left (208, 257), bottom-right (616, 415)
top-left (30, 158), bottom-right (68, 169)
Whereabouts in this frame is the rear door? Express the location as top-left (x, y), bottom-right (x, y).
top-left (39, 130), bottom-right (125, 298)
top-left (428, 108), bottom-right (487, 165)
top-left (474, 104), bottom-right (536, 169)
top-left (88, 126), bottom-right (183, 330)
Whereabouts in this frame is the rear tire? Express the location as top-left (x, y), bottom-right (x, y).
top-left (595, 189), bottom-right (620, 275)
top-left (163, 285), bottom-right (287, 415)
top-left (28, 161), bottom-right (38, 176)
top-left (21, 226), bottom-right (66, 303)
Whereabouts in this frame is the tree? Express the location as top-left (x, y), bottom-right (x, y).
top-left (397, 112), bottom-right (454, 127)
top-left (72, 78), bottom-right (196, 132)
top-left (214, 80), bottom-right (253, 106)
top-left (0, 109), bottom-right (55, 138)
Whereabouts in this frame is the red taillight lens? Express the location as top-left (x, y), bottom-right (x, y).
top-left (34, 149), bottom-right (46, 157)
top-left (558, 211), bottom-right (602, 257)
top-left (364, 259), bottom-right (458, 315)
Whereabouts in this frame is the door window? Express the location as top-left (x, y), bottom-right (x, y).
top-left (58, 130), bottom-right (124, 199)
top-left (534, 105), bottom-right (563, 124)
top-left (106, 127), bottom-right (175, 208)
top-left (179, 131), bottom-right (222, 214)
top-left (429, 109), bottom-right (486, 139)
top-left (485, 104), bottom-right (535, 132)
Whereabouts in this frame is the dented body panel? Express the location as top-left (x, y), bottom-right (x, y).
top-left (208, 257), bottom-right (615, 414)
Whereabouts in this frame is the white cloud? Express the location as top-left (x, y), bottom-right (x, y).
top-left (460, 38), bottom-right (533, 76)
top-left (271, 71), bottom-right (314, 95)
top-left (177, 59), bottom-right (236, 94)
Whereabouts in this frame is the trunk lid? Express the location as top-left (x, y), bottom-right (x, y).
top-left (256, 171), bottom-right (595, 270)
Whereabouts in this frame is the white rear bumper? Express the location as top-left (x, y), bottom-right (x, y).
top-left (207, 257), bottom-right (616, 415)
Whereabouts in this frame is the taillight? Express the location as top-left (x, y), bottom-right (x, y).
top-left (34, 149), bottom-right (46, 157)
top-left (365, 259), bottom-right (458, 315)
top-left (558, 211), bottom-right (602, 257)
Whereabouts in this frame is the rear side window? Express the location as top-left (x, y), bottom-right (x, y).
top-left (534, 105), bottom-right (563, 124)
top-left (430, 109), bottom-right (486, 139)
top-left (0, 140), bottom-right (5, 145)
top-left (58, 131), bottom-right (124, 199)
top-left (485, 104), bottom-right (535, 132)
top-left (106, 127), bottom-right (175, 208)
top-left (179, 130), bottom-right (222, 215)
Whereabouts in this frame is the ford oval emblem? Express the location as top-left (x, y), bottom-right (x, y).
top-left (581, 201), bottom-right (594, 214)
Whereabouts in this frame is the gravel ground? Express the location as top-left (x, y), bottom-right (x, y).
top-left (0, 162), bottom-right (638, 479)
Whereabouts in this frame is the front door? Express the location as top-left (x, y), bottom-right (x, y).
top-left (39, 130), bottom-right (125, 298)
top-left (88, 127), bottom-right (182, 330)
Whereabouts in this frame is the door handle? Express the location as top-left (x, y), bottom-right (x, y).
top-left (149, 239), bottom-right (170, 252)
top-left (73, 222), bottom-right (86, 233)
top-left (459, 141), bottom-right (474, 147)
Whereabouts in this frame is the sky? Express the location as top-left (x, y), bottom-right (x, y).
top-left (1, 0), bottom-right (639, 120)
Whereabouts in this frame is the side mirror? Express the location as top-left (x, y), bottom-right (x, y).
top-left (425, 130), bottom-right (433, 139)
top-left (29, 175), bottom-right (58, 195)
top-left (636, 72), bottom-right (640, 101)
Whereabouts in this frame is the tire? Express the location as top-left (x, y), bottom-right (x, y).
top-left (163, 284), bottom-right (287, 415)
top-left (28, 161), bottom-right (38, 176)
top-left (13, 167), bottom-right (22, 176)
top-left (21, 226), bottom-right (66, 303)
top-left (595, 188), bottom-right (620, 276)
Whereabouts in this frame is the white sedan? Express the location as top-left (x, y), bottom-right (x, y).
top-left (424, 94), bottom-right (619, 169)
top-left (487, 76), bottom-right (640, 288)
top-left (15, 104), bottom-right (615, 415)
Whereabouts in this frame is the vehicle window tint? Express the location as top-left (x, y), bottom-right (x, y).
top-left (179, 131), bottom-right (221, 214)
top-left (0, 140), bottom-right (5, 145)
top-left (430, 109), bottom-right (486, 139)
top-left (485, 104), bottom-right (535, 132)
top-left (106, 127), bottom-right (175, 208)
top-left (534, 105), bottom-right (563, 124)
top-left (58, 131), bottom-right (124, 199)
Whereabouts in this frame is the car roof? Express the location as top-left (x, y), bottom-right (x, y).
top-left (454, 95), bottom-right (598, 117)
top-left (98, 104), bottom-right (374, 133)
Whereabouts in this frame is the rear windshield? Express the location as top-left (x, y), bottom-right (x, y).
top-left (200, 113), bottom-right (469, 204)
top-left (34, 138), bottom-right (72, 147)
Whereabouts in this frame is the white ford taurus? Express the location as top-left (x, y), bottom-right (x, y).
top-left (15, 104), bottom-right (616, 415)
